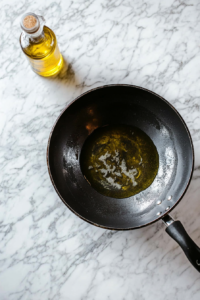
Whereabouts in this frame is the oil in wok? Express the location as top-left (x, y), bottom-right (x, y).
top-left (80, 124), bottom-right (159, 199)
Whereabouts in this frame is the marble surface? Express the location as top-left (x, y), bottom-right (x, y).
top-left (0, 0), bottom-right (200, 299)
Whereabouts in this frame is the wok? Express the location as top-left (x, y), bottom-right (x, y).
top-left (47, 85), bottom-right (200, 271)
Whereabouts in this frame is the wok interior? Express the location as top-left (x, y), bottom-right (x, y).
top-left (48, 86), bottom-right (193, 229)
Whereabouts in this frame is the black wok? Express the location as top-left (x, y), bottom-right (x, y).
top-left (47, 85), bottom-right (200, 271)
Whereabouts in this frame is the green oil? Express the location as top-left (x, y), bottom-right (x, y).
top-left (80, 124), bottom-right (159, 199)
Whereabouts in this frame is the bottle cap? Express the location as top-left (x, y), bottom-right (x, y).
top-left (21, 12), bottom-right (40, 34)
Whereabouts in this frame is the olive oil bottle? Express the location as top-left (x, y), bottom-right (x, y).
top-left (20, 13), bottom-right (63, 77)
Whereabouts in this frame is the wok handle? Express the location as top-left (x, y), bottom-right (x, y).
top-left (163, 216), bottom-right (200, 272)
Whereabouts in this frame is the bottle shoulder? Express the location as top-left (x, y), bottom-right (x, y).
top-left (20, 26), bottom-right (57, 59)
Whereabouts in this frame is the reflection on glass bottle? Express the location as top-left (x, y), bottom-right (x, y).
top-left (20, 12), bottom-right (63, 77)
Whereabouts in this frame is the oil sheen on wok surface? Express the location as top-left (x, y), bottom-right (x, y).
top-left (80, 125), bottom-right (159, 198)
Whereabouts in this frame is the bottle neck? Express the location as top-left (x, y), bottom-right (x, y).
top-left (29, 28), bottom-right (45, 43)
top-left (21, 13), bottom-right (45, 43)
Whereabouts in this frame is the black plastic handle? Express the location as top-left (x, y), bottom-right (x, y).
top-left (165, 220), bottom-right (200, 272)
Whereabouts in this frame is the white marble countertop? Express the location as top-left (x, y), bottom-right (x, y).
top-left (1, 0), bottom-right (200, 299)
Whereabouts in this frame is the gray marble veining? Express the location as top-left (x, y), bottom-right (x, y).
top-left (0, 0), bottom-right (200, 299)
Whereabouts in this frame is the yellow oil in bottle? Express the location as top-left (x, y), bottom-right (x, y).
top-left (20, 13), bottom-right (63, 77)
top-left (80, 125), bottom-right (159, 199)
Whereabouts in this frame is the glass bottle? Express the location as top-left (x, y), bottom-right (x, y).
top-left (19, 12), bottom-right (63, 77)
